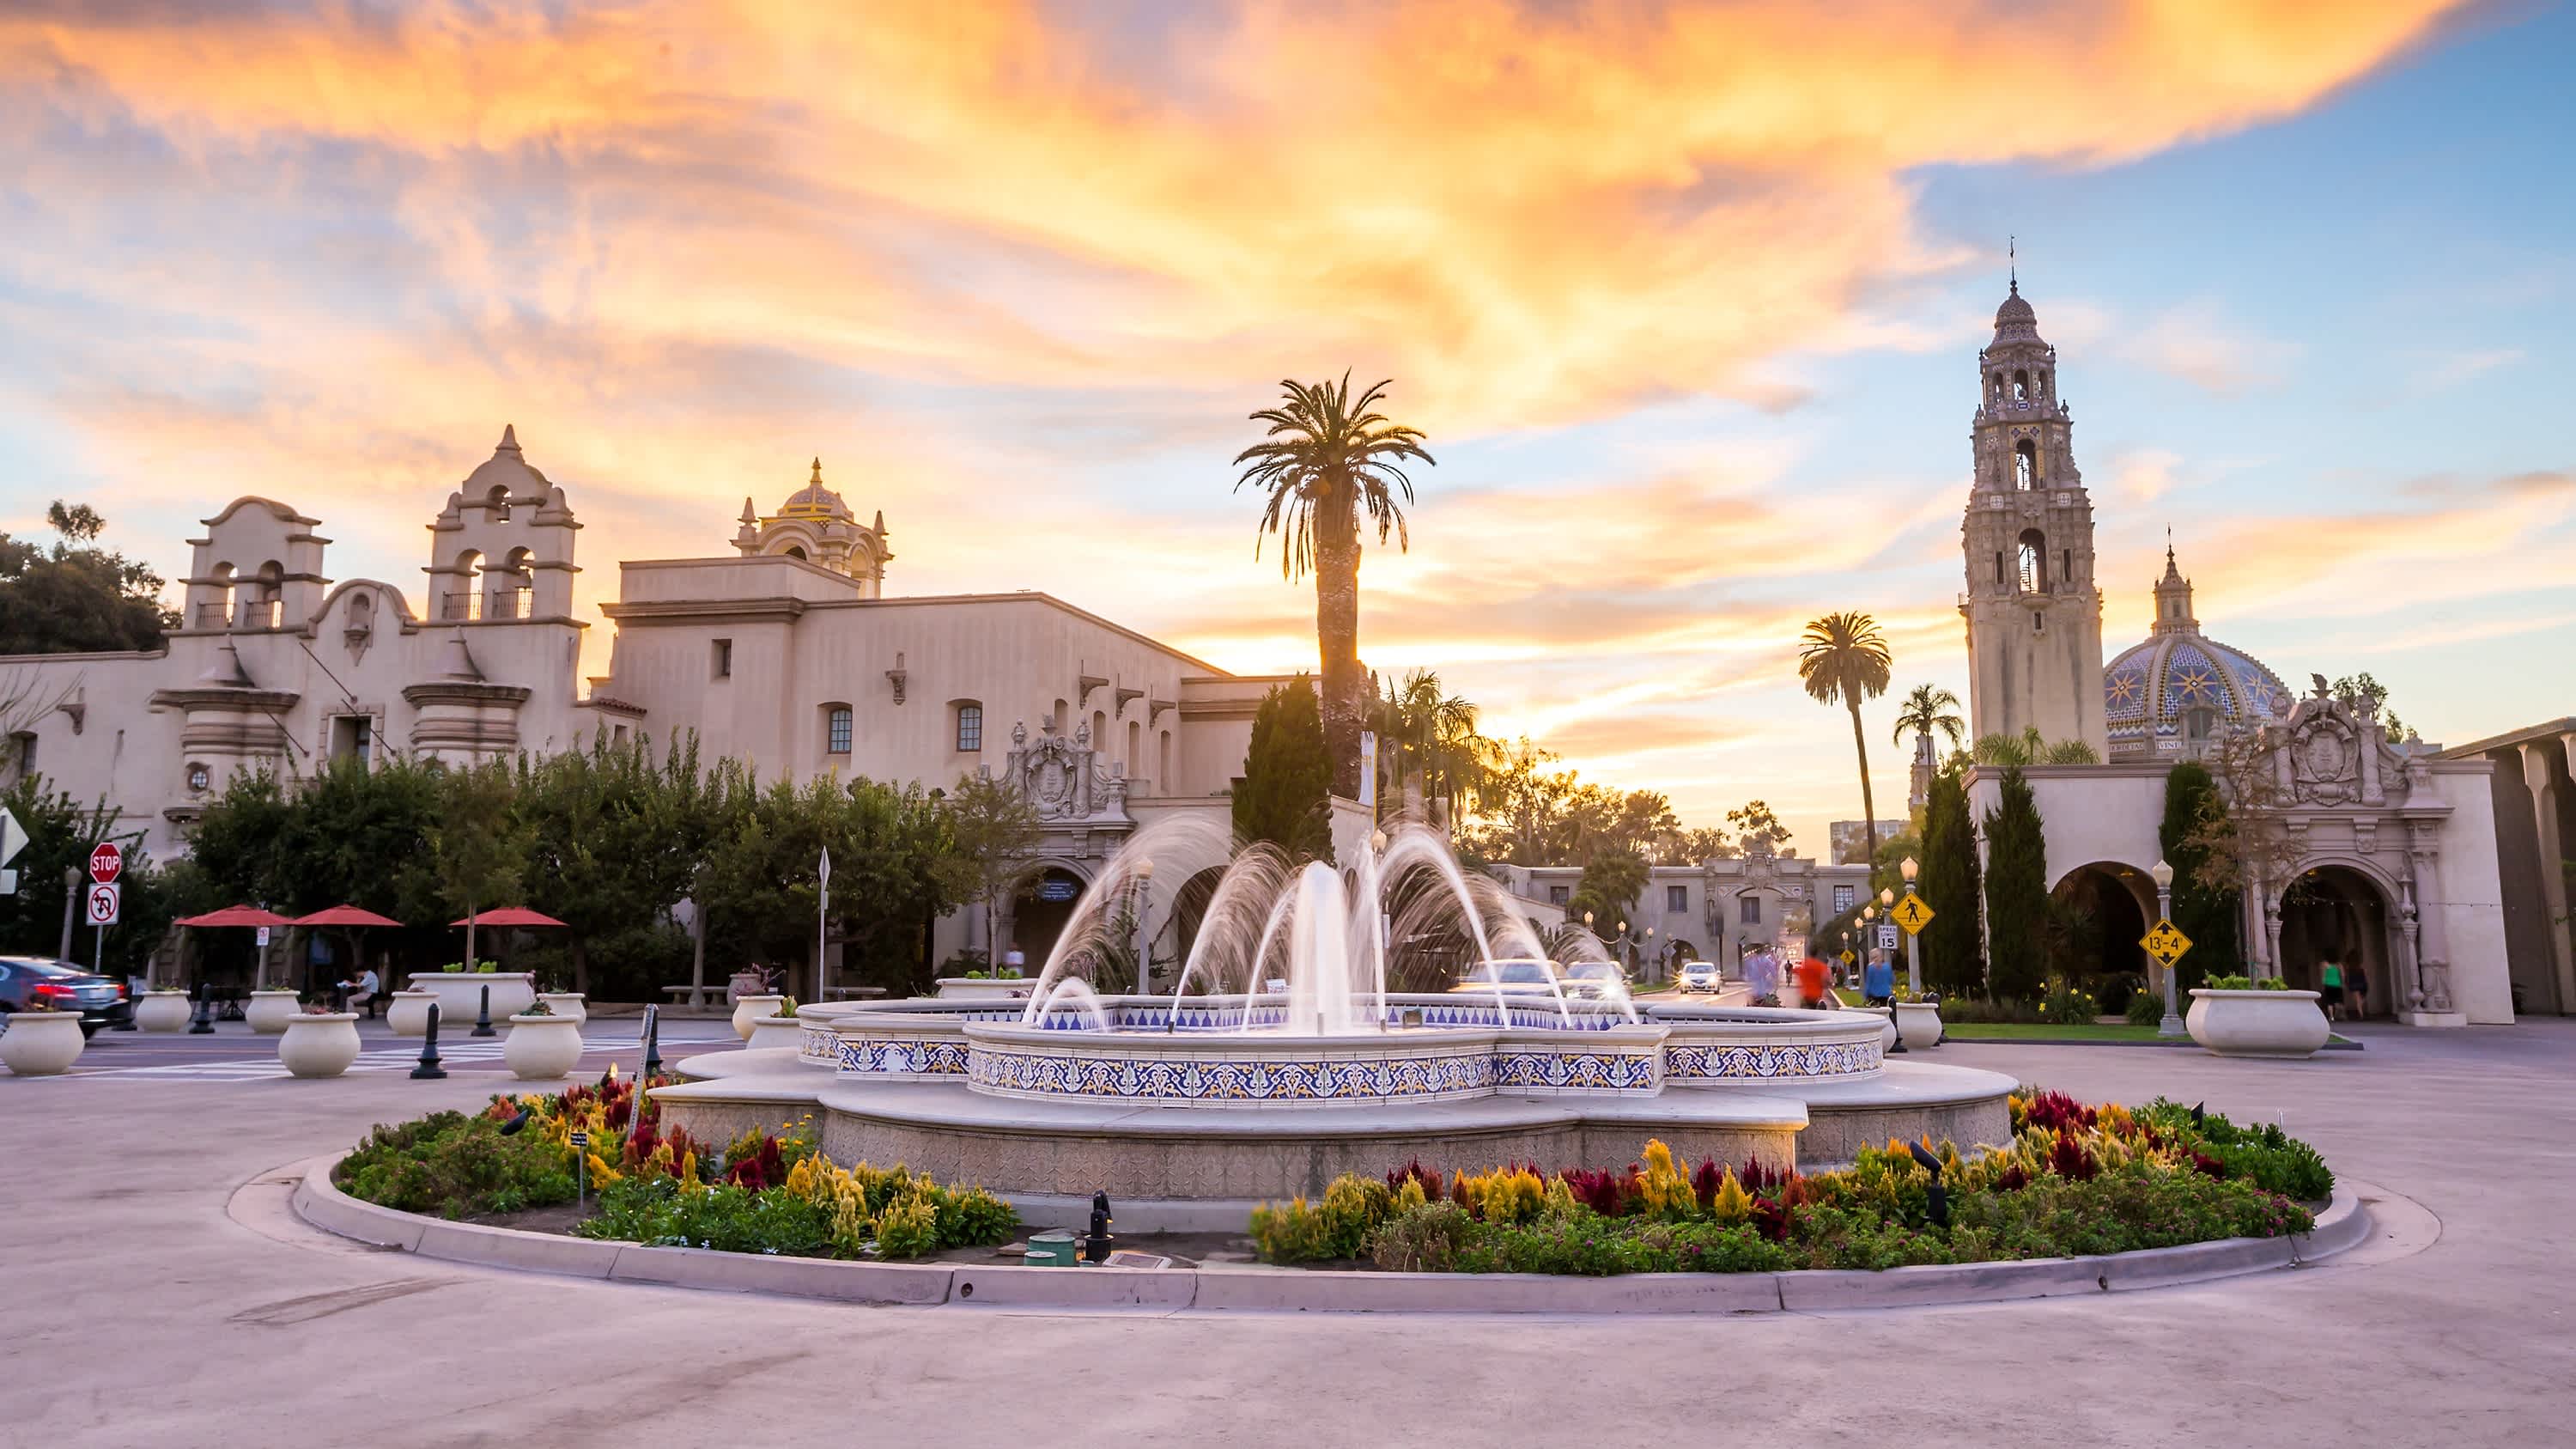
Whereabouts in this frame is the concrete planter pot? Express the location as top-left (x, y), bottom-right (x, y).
top-left (731, 995), bottom-right (785, 1041)
top-left (2186, 989), bottom-right (2330, 1059)
top-left (1854, 1006), bottom-right (1899, 1053)
top-left (386, 989), bottom-right (439, 1038)
top-left (537, 992), bottom-right (586, 1026)
top-left (745, 1016), bottom-right (804, 1051)
top-left (135, 990), bottom-right (193, 1033)
top-left (1893, 1002), bottom-right (1943, 1050)
top-left (277, 1014), bottom-right (362, 1078)
top-left (502, 1014), bottom-right (585, 1080)
top-left (409, 972), bottom-right (537, 1026)
top-left (933, 977), bottom-right (1032, 1001)
top-left (246, 989), bottom-right (304, 1036)
top-left (0, 1011), bottom-right (89, 1075)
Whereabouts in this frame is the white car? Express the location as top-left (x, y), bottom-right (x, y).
top-left (1678, 959), bottom-right (1723, 995)
top-left (1559, 961), bottom-right (1628, 1000)
top-left (1452, 959), bottom-right (1561, 995)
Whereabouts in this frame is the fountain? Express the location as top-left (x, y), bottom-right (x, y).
top-left (653, 819), bottom-right (2014, 1207)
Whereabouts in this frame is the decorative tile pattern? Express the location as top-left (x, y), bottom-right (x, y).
top-left (1492, 1048), bottom-right (1659, 1092)
top-left (967, 1043), bottom-right (1498, 1105)
top-left (799, 1026), bottom-right (837, 1062)
top-left (835, 1036), bottom-right (972, 1077)
top-left (1663, 1039), bottom-right (1880, 1081)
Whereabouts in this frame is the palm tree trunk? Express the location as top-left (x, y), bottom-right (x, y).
top-left (1313, 495), bottom-right (1364, 799)
top-left (1848, 697), bottom-right (1878, 877)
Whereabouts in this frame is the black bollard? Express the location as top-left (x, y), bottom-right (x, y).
top-left (1084, 1190), bottom-right (1115, 1263)
top-left (640, 1004), bottom-right (663, 1082)
top-left (187, 982), bottom-right (215, 1035)
top-left (411, 1002), bottom-right (447, 1079)
top-left (471, 983), bottom-right (495, 1038)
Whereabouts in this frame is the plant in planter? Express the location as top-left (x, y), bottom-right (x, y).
top-left (0, 997), bottom-right (90, 1076)
top-left (731, 990), bottom-right (787, 1042)
top-left (502, 1000), bottom-right (586, 1081)
top-left (2186, 977), bottom-right (2329, 1059)
top-left (276, 1005), bottom-right (362, 1078)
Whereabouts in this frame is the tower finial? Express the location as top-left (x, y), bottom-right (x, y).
top-left (2165, 523), bottom-right (2174, 569)
top-left (2008, 235), bottom-right (2016, 293)
top-left (810, 457), bottom-right (823, 486)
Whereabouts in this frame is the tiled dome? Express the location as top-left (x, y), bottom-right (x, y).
top-left (779, 458), bottom-right (854, 521)
top-left (2104, 545), bottom-right (2293, 759)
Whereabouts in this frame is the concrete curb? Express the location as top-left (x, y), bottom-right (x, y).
top-left (291, 1154), bottom-right (2375, 1317)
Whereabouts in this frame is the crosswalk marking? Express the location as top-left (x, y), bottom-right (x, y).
top-left (58, 1032), bottom-right (668, 1081)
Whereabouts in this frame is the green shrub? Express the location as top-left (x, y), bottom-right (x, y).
top-left (576, 1178), bottom-right (835, 1256)
top-left (933, 1185), bottom-right (1020, 1250)
top-left (335, 1113), bottom-right (578, 1219)
top-left (2141, 1099), bottom-right (2334, 1200)
top-left (2124, 991), bottom-right (2166, 1026)
top-left (2038, 980), bottom-right (2099, 1024)
top-left (1370, 1202), bottom-right (1476, 1271)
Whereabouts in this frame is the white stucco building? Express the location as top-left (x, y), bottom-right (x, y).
top-left (1, 428), bottom-right (1309, 971)
top-left (1952, 285), bottom-right (2512, 1025)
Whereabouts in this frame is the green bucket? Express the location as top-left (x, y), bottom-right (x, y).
top-left (1025, 1230), bottom-right (1078, 1267)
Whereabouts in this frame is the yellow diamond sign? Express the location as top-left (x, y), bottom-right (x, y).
top-left (1890, 892), bottom-right (1935, 935)
top-left (2142, 918), bottom-right (2193, 969)
top-left (1837, 949), bottom-right (1856, 966)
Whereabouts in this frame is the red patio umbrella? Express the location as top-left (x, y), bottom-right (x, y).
top-left (293, 905), bottom-right (404, 1012)
top-left (449, 907), bottom-right (568, 928)
top-left (173, 904), bottom-right (295, 999)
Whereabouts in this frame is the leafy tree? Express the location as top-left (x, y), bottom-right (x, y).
top-left (1466, 736), bottom-right (1569, 865)
top-left (1918, 768), bottom-right (1984, 996)
top-left (1671, 825), bottom-right (1736, 862)
top-left (939, 770), bottom-right (1043, 972)
top-left (2159, 761), bottom-right (2243, 989)
top-left (1235, 374), bottom-right (1435, 797)
top-left (431, 758), bottom-right (532, 976)
top-left (0, 501), bottom-right (179, 654)
top-left (1980, 765), bottom-right (2049, 1001)
top-left (1725, 800), bottom-right (1787, 849)
top-left (517, 734), bottom-right (709, 995)
top-left (1371, 668), bottom-right (1490, 831)
top-left (0, 773), bottom-right (187, 980)
top-left (1568, 844), bottom-right (1650, 941)
top-left (696, 772), bottom-right (964, 999)
top-left (1798, 612), bottom-right (1893, 874)
top-left (2331, 673), bottom-right (2409, 741)
top-left (1233, 676), bottom-right (1334, 864)
top-left (184, 767), bottom-right (301, 909)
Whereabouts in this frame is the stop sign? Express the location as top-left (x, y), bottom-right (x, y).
top-left (88, 841), bottom-right (123, 885)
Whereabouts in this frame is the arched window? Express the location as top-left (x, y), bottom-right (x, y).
top-left (1127, 720), bottom-right (1141, 773)
top-left (2011, 370), bottom-right (2028, 403)
top-left (2014, 439), bottom-right (2039, 490)
top-left (449, 550), bottom-right (483, 621)
top-left (955, 702), bottom-right (984, 752)
top-left (784, 545), bottom-right (807, 561)
top-left (1158, 729), bottom-right (1173, 787)
top-left (2017, 529), bottom-right (2046, 593)
top-left (493, 546), bottom-right (533, 619)
top-left (1991, 372), bottom-right (2004, 401)
top-left (1051, 698), bottom-right (1068, 734)
top-left (823, 704), bottom-right (853, 755)
top-left (244, 560), bottom-right (283, 628)
top-left (203, 563), bottom-right (235, 630)
top-left (1091, 709), bottom-right (1107, 748)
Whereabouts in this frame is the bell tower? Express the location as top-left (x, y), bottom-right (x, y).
top-left (1959, 274), bottom-right (2107, 758)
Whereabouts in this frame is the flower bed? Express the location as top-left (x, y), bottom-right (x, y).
top-left (332, 1075), bottom-right (1018, 1260)
top-left (1248, 1093), bottom-right (2327, 1275)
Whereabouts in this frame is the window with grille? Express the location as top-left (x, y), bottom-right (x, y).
top-left (826, 706), bottom-right (852, 754)
top-left (956, 703), bottom-right (983, 752)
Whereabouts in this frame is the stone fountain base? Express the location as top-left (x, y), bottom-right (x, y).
top-left (654, 1049), bottom-right (2013, 1202)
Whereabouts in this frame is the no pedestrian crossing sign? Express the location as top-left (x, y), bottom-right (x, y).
top-left (2142, 918), bottom-right (2193, 969)
top-left (89, 841), bottom-right (124, 885)
top-left (86, 881), bottom-right (121, 927)
top-left (1890, 892), bottom-right (1934, 935)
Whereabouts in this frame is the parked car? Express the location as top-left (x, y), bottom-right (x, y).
top-left (1451, 959), bottom-right (1561, 995)
top-left (1559, 960), bottom-right (1628, 1000)
top-left (1678, 959), bottom-right (1723, 995)
top-left (0, 957), bottom-right (134, 1036)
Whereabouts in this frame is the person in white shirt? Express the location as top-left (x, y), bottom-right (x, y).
top-left (338, 966), bottom-right (382, 1017)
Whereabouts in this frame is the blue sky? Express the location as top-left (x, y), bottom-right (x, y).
top-left (1, 0), bottom-right (2567, 849)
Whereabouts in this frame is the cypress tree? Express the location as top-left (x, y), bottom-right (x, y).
top-left (1233, 675), bottom-right (1335, 864)
top-left (1980, 764), bottom-right (2049, 1002)
top-left (1918, 767), bottom-right (1984, 995)
top-left (2157, 761), bottom-right (2242, 989)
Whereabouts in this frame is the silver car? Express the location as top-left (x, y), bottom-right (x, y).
top-left (1559, 961), bottom-right (1628, 1000)
top-left (1678, 959), bottom-right (1723, 995)
top-left (1451, 959), bottom-right (1561, 995)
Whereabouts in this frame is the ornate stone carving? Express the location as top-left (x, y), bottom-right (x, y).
top-left (2288, 709), bottom-right (2361, 805)
top-left (1004, 713), bottom-right (1129, 825)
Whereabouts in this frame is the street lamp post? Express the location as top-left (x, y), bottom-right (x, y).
top-left (1132, 857), bottom-right (1157, 995)
top-left (2151, 858), bottom-right (2182, 1038)
top-left (1899, 856), bottom-right (1923, 997)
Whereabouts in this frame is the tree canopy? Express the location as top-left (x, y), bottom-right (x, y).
top-left (1980, 764), bottom-right (2049, 1002)
top-left (0, 501), bottom-right (179, 654)
top-left (1233, 675), bottom-right (1334, 863)
top-left (1918, 767), bottom-right (1985, 996)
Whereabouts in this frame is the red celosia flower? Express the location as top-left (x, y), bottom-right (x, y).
top-left (2048, 1129), bottom-right (2098, 1182)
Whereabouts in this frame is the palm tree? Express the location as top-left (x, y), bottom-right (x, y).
top-left (1890, 684), bottom-right (1966, 776)
top-left (1373, 668), bottom-right (1486, 832)
top-left (1797, 612), bottom-right (1893, 871)
top-left (1236, 374), bottom-right (1434, 798)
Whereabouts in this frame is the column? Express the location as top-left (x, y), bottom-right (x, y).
top-left (2410, 844), bottom-right (2455, 1014)
top-left (2524, 743), bottom-right (2576, 1014)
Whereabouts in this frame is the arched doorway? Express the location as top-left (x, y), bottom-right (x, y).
top-left (2050, 863), bottom-right (2154, 1008)
top-left (2277, 864), bottom-right (2397, 1019)
top-left (1166, 865), bottom-right (1226, 984)
top-left (1010, 866), bottom-right (1089, 971)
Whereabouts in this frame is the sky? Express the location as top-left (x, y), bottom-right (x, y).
top-left (3, 0), bottom-right (2570, 852)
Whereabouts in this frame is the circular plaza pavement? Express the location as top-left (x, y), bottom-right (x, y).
top-left (3, 1019), bottom-right (2569, 1448)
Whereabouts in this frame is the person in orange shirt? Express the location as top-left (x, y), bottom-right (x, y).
top-left (1793, 955), bottom-right (1832, 1009)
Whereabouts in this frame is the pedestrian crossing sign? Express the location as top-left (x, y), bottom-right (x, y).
top-left (1890, 893), bottom-right (1934, 935)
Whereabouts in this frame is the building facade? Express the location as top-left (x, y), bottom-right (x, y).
top-left (1951, 286), bottom-right (2513, 1025)
top-left (1492, 837), bottom-right (1868, 979)
top-left (2438, 718), bottom-right (2576, 1016)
